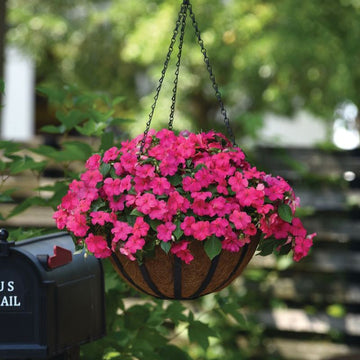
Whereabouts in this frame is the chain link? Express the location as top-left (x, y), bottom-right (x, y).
top-left (187, 3), bottom-right (236, 146)
top-left (168, 5), bottom-right (187, 130)
top-left (139, 3), bottom-right (187, 155)
top-left (140, 0), bottom-right (236, 155)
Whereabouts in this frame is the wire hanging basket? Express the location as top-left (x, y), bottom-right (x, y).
top-left (54, 0), bottom-right (315, 300)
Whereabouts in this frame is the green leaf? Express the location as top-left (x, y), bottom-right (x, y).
top-left (158, 345), bottom-right (192, 360)
top-left (31, 145), bottom-right (57, 158)
top-left (160, 241), bottom-right (171, 254)
top-left (130, 208), bottom-right (144, 217)
top-left (188, 320), bottom-right (216, 350)
top-left (0, 189), bottom-right (16, 202)
top-left (100, 162), bottom-right (111, 176)
top-left (110, 117), bottom-right (134, 125)
top-left (194, 163), bottom-right (207, 172)
top-left (7, 197), bottom-right (47, 218)
top-left (257, 237), bottom-right (278, 257)
top-left (279, 242), bottom-right (292, 255)
top-left (278, 203), bottom-right (293, 223)
top-left (37, 86), bottom-right (67, 103)
top-left (0, 140), bottom-right (20, 155)
top-left (100, 131), bottom-right (114, 151)
top-left (168, 174), bottom-right (182, 186)
top-left (165, 302), bottom-right (188, 325)
top-left (56, 109), bottom-right (86, 130)
top-left (204, 236), bottom-right (222, 260)
top-left (76, 119), bottom-right (107, 136)
top-left (112, 96), bottom-right (126, 106)
top-left (221, 302), bottom-right (248, 327)
top-left (9, 156), bottom-right (47, 174)
top-left (62, 141), bottom-right (93, 159)
top-left (40, 124), bottom-right (66, 134)
top-left (124, 305), bottom-right (150, 330)
top-left (174, 221), bottom-right (183, 240)
top-left (149, 219), bottom-right (161, 231)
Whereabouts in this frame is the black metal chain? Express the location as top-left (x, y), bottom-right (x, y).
top-left (139, 0), bottom-right (236, 155)
top-left (187, 3), bottom-right (236, 146)
top-left (168, 6), bottom-right (187, 130)
top-left (139, 2), bottom-right (187, 155)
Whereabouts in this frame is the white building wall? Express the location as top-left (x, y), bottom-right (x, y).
top-left (1, 47), bottom-right (35, 141)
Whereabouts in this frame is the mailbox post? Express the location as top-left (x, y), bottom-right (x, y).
top-left (0, 229), bottom-right (106, 360)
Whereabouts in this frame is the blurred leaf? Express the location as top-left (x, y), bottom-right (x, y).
top-left (9, 156), bottom-right (47, 174)
top-left (188, 320), bottom-right (217, 350)
top-left (124, 305), bottom-right (150, 331)
top-left (56, 109), bottom-right (86, 130)
top-left (62, 141), bottom-right (93, 159)
top-left (37, 86), bottom-right (67, 103)
top-left (327, 304), bottom-right (346, 318)
top-left (9, 228), bottom-right (48, 242)
top-left (0, 140), bottom-right (20, 155)
top-left (158, 345), bottom-right (192, 360)
top-left (76, 119), bottom-right (107, 136)
top-left (0, 189), bottom-right (16, 202)
top-left (100, 132), bottom-right (115, 151)
top-left (110, 117), bottom-right (134, 125)
top-left (7, 196), bottom-right (47, 218)
top-left (40, 124), bottom-right (66, 134)
top-left (165, 302), bottom-right (188, 325)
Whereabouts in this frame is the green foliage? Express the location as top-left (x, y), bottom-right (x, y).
top-left (204, 236), bottom-right (222, 260)
top-left (1, 83), bottom-right (277, 359)
top-left (278, 203), bottom-right (293, 223)
top-left (8, 0), bottom-right (360, 137)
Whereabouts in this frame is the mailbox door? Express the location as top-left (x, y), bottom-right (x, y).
top-left (0, 252), bottom-right (50, 358)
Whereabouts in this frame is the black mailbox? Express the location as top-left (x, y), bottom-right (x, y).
top-left (0, 230), bottom-right (106, 359)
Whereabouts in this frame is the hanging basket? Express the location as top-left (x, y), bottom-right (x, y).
top-left (53, 0), bottom-right (315, 300)
top-left (110, 236), bottom-right (260, 300)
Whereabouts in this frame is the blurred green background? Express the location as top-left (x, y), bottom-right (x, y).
top-left (1, 1), bottom-right (360, 359)
top-left (3, 0), bottom-right (360, 137)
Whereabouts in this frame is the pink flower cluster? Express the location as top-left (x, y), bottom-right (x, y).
top-left (53, 129), bottom-right (315, 263)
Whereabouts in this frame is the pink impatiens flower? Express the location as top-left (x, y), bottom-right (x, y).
top-left (66, 212), bottom-right (89, 237)
top-left (53, 207), bottom-right (68, 229)
top-left (157, 222), bottom-right (176, 242)
top-left (229, 210), bottom-right (252, 230)
top-left (103, 147), bottom-right (120, 163)
top-left (171, 241), bottom-right (194, 264)
top-left (135, 193), bottom-right (157, 214)
top-left (112, 221), bottom-right (133, 242)
top-left (55, 128), bottom-right (314, 264)
top-left (80, 169), bottom-right (103, 188)
top-left (151, 177), bottom-right (172, 195)
top-left (181, 216), bottom-right (196, 236)
top-left (85, 234), bottom-right (111, 258)
top-left (90, 211), bottom-right (111, 226)
top-left (191, 221), bottom-right (211, 241)
top-left (133, 217), bottom-right (150, 237)
top-left (210, 218), bottom-right (229, 237)
top-left (85, 154), bottom-right (101, 170)
top-left (293, 233), bottom-right (316, 261)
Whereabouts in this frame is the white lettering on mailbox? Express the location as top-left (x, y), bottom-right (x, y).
top-left (0, 296), bottom-right (21, 307)
top-left (0, 281), bottom-right (22, 307)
